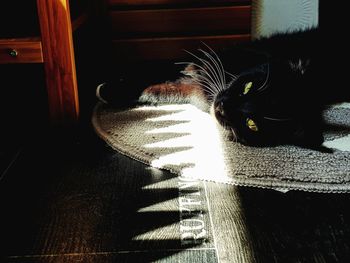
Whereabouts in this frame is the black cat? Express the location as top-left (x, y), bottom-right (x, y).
top-left (97, 26), bottom-right (349, 149)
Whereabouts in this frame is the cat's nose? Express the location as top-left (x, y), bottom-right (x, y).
top-left (215, 101), bottom-right (225, 118)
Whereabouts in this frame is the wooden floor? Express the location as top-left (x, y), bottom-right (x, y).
top-left (1, 101), bottom-right (350, 263)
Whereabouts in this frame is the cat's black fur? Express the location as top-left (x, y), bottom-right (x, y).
top-left (198, 27), bottom-right (334, 148)
top-left (99, 26), bottom-right (349, 150)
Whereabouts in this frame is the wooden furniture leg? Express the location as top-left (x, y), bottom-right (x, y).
top-left (36, 0), bottom-right (79, 124)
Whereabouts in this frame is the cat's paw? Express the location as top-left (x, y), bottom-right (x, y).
top-left (139, 82), bottom-right (196, 104)
top-left (96, 80), bottom-right (143, 108)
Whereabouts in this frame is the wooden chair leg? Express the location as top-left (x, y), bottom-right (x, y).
top-left (36, 0), bottom-right (79, 124)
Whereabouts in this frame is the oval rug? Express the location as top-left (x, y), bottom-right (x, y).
top-left (92, 102), bottom-right (350, 193)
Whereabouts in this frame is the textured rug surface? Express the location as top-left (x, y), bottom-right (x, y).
top-left (92, 102), bottom-right (350, 193)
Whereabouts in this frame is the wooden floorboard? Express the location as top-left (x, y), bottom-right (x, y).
top-left (206, 182), bottom-right (350, 262)
top-left (4, 249), bottom-right (217, 263)
top-left (0, 126), bottom-right (218, 262)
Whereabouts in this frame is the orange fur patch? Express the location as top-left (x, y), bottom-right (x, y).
top-left (143, 82), bottom-right (206, 99)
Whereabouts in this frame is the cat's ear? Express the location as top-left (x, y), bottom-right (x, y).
top-left (288, 58), bottom-right (311, 75)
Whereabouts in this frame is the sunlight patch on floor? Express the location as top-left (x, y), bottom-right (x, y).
top-left (137, 198), bottom-right (179, 212)
top-left (141, 104), bottom-right (231, 183)
top-left (131, 221), bottom-right (180, 241)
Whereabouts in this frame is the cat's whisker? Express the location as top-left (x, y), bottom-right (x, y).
top-left (263, 116), bottom-right (292, 121)
top-left (176, 61), bottom-right (213, 84)
top-left (190, 66), bottom-right (222, 94)
top-left (191, 51), bottom-right (222, 90)
top-left (206, 94), bottom-right (215, 103)
top-left (199, 42), bottom-right (227, 91)
top-left (199, 49), bottom-right (224, 91)
top-left (225, 71), bottom-right (238, 80)
top-left (182, 51), bottom-right (219, 82)
top-left (175, 61), bottom-right (220, 96)
top-left (256, 63), bottom-right (270, 93)
top-left (198, 49), bottom-right (226, 92)
top-left (177, 59), bottom-right (220, 93)
top-left (191, 78), bottom-right (218, 96)
top-left (193, 72), bottom-right (220, 94)
top-left (178, 47), bottom-right (227, 95)
top-left (195, 71), bottom-right (221, 93)
top-left (183, 50), bottom-right (222, 93)
top-left (231, 128), bottom-right (238, 142)
top-left (196, 84), bottom-right (216, 96)
top-left (197, 54), bottom-right (222, 90)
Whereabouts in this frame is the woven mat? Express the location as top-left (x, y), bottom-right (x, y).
top-left (92, 102), bottom-right (350, 193)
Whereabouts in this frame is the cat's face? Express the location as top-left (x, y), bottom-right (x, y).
top-left (184, 45), bottom-right (324, 148)
top-left (212, 63), bottom-right (323, 147)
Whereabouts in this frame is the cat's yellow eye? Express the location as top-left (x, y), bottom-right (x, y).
top-left (243, 82), bottom-right (253, 95)
top-left (246, 118), bottom-right (258, 131)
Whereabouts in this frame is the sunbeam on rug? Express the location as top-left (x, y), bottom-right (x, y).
top-left (92, 102), bottom-right (350, 193)
top-left (141, 104), bottom-right (228, 183)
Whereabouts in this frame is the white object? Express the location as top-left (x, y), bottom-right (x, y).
top-left (251, 0), bottom-right (319, 39)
